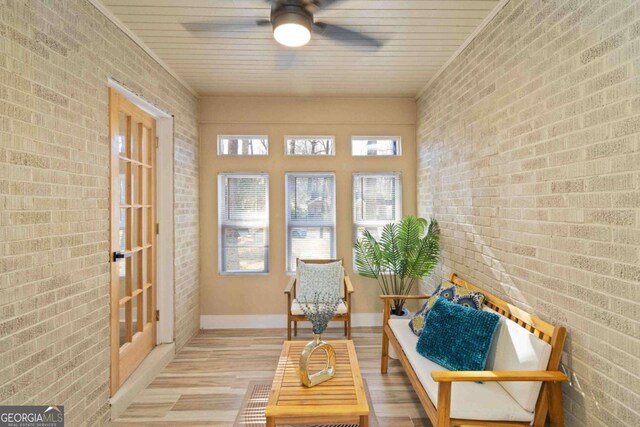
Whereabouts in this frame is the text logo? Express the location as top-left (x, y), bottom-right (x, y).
top-left (0, 406), bottom-right (64, 427)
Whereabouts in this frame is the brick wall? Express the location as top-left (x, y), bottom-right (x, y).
top-left (417, 0), bottom-right (639, 425)
top-left (0, 1), bottom-right (199, 425)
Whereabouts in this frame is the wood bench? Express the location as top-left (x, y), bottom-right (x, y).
top-left (380, 273), bottom-right (568, 427)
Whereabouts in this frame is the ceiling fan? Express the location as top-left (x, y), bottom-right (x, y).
top-left (183, 0), bottom-right (382, 49)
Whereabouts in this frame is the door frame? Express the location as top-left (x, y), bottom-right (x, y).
top-left (108, 80), bottom-right (175, 395)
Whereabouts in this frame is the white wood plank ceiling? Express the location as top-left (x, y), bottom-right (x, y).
top-left (100, 0), bottom-right (500, 96)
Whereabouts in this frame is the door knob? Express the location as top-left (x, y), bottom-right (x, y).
top-left (113, 251), bottom-right (133, 262)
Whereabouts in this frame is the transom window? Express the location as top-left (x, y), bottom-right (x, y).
top-left (285, 136), bottom-right (335, 156)
top-left (352, 136), bottom-right (401, 156)
top-left (218, 135), bottom-right (268, 156)
top-left (285, 172), bottom-right (336, 271)
top-left (353, 172), bottom-right (402, 244)
top-left (218, 173), bottom-right (269, 274)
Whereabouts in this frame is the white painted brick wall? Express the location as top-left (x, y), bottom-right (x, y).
top-left (0, 0), bottom-right (199, 425)
top-left (417, 0), bottom-right (640, 425)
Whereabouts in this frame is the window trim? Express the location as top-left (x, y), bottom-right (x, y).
top-left (217, 135), bottom-right (269, 156)
top-left (284, 135), bottom-right (336, 156)
top-left (352, 171), bottom-right (403, 246)
top-left (285, 172), bottom-right (337, 272)
top-left (218, 172), bottom-right (270, 275)
top-left (351, 136), bottom-right (402, 157)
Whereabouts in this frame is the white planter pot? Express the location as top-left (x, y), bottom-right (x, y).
top-left (388, 307), bottom-right (410, 360)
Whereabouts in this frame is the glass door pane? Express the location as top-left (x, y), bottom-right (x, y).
top-left (131, 293), bottom-right (138, 337)
top-left (110, 88), bottom-right (157, 395)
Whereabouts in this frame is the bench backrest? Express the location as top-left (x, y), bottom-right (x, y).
top-left (450, 273), bottom-right (567, 422)
top-left (450, 274), bottom-right (566, 371)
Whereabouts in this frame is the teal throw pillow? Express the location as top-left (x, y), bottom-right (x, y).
top-left (416, 297), bottom-right (500, 372)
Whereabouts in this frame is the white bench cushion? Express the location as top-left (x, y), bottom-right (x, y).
top-left (290, 298), bottom-right (347, 316)
top-left (484, 307), bottom-right (552, 412)
top-left (388, 319), bottom-right (534, 423)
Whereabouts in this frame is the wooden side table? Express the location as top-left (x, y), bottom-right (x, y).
top-left (265, 340), bottom-right (369, 426)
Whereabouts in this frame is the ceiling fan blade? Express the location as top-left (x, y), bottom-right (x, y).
top-left (182, 20), bottom-right (263, 32)
top-left (313, 23), bottom-right (382, 48)
top-left (256, 19), bottom-right (272, 26)
top-left (304, 0), bottom-right (345, 13)
top-left (317, 0), bottom-right (347, 9)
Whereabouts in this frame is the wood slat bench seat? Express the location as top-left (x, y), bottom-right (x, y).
top-left (380, 273), bottom-right (568, 427)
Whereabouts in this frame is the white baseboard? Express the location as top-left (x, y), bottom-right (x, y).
top-left (110, 343), bottom-right (175, 420)
top-left (200, 313), bottom-right (383, 329)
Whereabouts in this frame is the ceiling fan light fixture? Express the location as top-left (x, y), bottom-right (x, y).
top-left (273, 11), bottom-right (311, 47)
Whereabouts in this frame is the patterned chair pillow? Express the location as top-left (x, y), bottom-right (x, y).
top-left (297, 260), bottom-right (343, 303)
top-left (408, 281), bottom-right (486, 336)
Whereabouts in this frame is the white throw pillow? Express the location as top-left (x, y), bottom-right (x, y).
top-left (484, 307), bottom-right (552, 412)
top-left (296, 260), bottom-right (343, 303)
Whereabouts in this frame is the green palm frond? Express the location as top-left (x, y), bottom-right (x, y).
top-left (397, 216), bottom-right (423, 277)
top-left (379, 222), bottom-right (401, 276)
top-left (354, 230), bottom-right (381, 279)
top-left (354, 216), bottom-right (441, 312)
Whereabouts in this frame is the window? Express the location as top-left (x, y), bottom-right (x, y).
top-left (218, 135), bottom-right (268, 155)
top-left (218, 173), bottom-right (269, 274)
top-left (353, 172), bottom-right (402, 244)
top-left (286, 136), bottom-right (335, 156)
top-left (352, 136), bottom-right (401, 156)
top-left (286, 173), bottom-right (336, 271)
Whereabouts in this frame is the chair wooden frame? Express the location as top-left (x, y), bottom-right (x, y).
top-left (284, 259), bottom-right (354, 340)
top-left (380, 273), bottom-right (568, 427)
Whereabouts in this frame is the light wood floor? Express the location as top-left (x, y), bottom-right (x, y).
top-left (111, 327), bottom-right (431, 426)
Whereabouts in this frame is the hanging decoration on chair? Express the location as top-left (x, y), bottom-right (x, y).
top-left (298, 292), bottom-right (340, 387)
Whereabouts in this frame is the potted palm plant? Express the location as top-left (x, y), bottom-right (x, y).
top-left (354, 216), bottom-right (440, 316)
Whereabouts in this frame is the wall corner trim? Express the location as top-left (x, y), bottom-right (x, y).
top-left (416, 0), bottom-right (511, 99)
top-left (88, 0), bottom-right (199, 98)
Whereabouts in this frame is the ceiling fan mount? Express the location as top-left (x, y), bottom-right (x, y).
top-left (271, 3), bottom-right (314, 24)
top-left (269, 3), bottom-right (314, 47)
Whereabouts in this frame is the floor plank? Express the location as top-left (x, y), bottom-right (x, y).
top-left (111, 327), bottom-right (431, 426)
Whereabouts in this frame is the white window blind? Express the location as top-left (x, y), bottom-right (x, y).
top-left (285, 136), bottom-right (335, 155)
top-left (285, 173), bottom-right (336, 271)
top-left (218, 173), bottom-right (269, 274)
top-left (352, 136), bottom-right (401, 156)
top-left (218, 135), bottom-right (268, 155)
top-left (353, 173), bottom-right (402, 244)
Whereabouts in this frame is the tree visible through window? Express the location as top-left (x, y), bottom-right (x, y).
top-left (286, 136), bottom-right (335, 155)
top-left (353, 172), bottom-right (402, 245)
top-left (352, 137), bottom-right (401, 156)
top-left (218, 173), bottom-right (269, 273)
top-left (218, 136), bottom-right (268, 155)
top-left (285, 173), bottom-right (336, 271)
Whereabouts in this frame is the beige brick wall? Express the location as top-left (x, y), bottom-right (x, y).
top-left (417, 0), bottom-right (639, 425)
top-left (0, 0), bottom-right (199, 425)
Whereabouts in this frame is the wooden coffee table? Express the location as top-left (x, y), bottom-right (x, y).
top-left (265, 340), bottom-right (369, 426)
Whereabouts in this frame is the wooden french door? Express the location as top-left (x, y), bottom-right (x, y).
top-left (109, 88), bottom-right (157, 395)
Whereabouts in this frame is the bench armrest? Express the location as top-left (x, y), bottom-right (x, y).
top-left (284, 276), bottom-right (296, 294)
top-left (431, 370), bottom-right (568, 383)
top-left (381, 294), bottom-right (430, 325)
top-left (379, 294), bottom-right (431, 300)
top-left (344, 275), bottom-right (354, 294)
